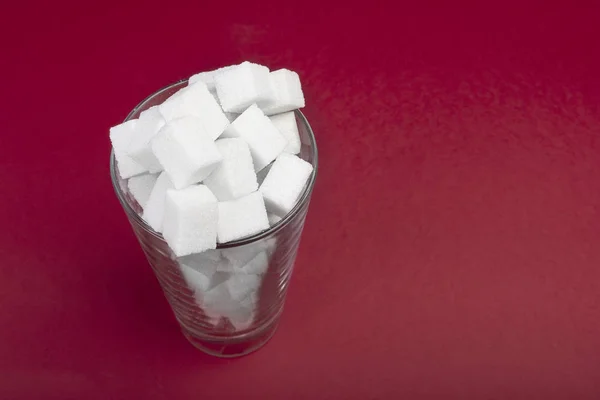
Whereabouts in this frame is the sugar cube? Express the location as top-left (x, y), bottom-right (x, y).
top-left (260, 153), bottom-right (313, 217)
top-left (200, 272), bottom-right (259, 330)
top-left (203, 283), bottom-right (232, 316)
top-left (226, 273), bottom-right (261, 301)
top-left (222, 242), bottom-right (266, 268)
top-left (158, 81), bottom-right (229, 140)
top-left (189, 65), bottom-right (236, 91)
top-left (142, 171), bottom-right (175, 232)
top-left (217, 192), bottom-right (269, 243)
top-left (203, 278), bottom-right (257, 331)
top-left (151, 116), bottom-right (223, 189)
top-left (221, 104), bottom-right (287, 172)
top-left (226, 303), bottom-right (255, 331)
top-left (177, 250), bottom-right (222, 279)
top-left (162, 185), bottom-right (218, 257)
top-left (127, 173), bottom-right (158, 208)
top-left (269, 111), bottom-right (301, 154)
top-left (127, 106), bottom-right (165, 173)
top-left (203, 138), bottom-right (258, 201)
top-left (263, 69), bottom-right (305, 115)
top-left (239, 251), bottom-right (270, 275)
top-left (214, 62), bottom-right (275, 113)
top-left (180, 263), bottom-right (211, 294)
top-left (110, 119), bottom-right (146, 179)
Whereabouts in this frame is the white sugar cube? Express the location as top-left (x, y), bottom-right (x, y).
top-left (203, 279), bottom-right (239, 312)
top-left (239, 251), bottom-right (270, 275)
top-left (178, 250), bottom-right (222, 279)
top-left (203, 284), bottom-right (231, 318)
top-left (260, 153), bottom-right (313, 217)
top-left (269, 111), bottom-right (301, 154)
top-left (221, 104), bottom-right (287, 172)
top-left (158, 81), bottom-right (229, 140)
top-left (127, 173), bottom-right (158, 208)
top-left (267, 213), bottom-right (282, 226)
top-left (203, 277), bottom-right (257, 330)
top-left (110, 119), bottom-right (146, 179)
top-left (214, 62), bottom-right (275, 113)
top-left (222, 242), bottom-right (266, 268)
top-left (142, 171), bottom-right (175, 232)
top-left (151, 117), bottom-right (223, 189)
top-left (180, 263), bottom-right (211, 294)
top-left (203, 138), bottom-right (258, 201)
top-left (127, 106), bottom-right (165, 173)
top-left (162, 185), bottom-right (218, 257)
top-left (226, 303), bottom-right (255, 331)
top-left (189, 65), bottom-right (236, 91)
top-left (263, 69), bottom-right (305, 115)
top-left (217, 192), bottom-right (269, 243)
top-left (226, 273), bottom-right (261, 301)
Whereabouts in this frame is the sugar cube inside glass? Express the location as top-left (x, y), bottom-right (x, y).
top-left (162, 185), bottom-right (218, 257)
top-left (142, 171), bottom-right (175, 232)
top-left (127, 106), bottom-right (165, 173)
top-left (127, 173), bottom-right (159, 209)
top-left (259, 153), bottom-right (313, 217)
top-left (151, 116), bottom-right (223, 189)
top-left (203, 138), bottom-right (258, 201)
top-left (110, 119), bottom-right (147, 179)
top-left (269, 111), bottom-right (301, 154)
top-left (221, 104), bottom-right (287, 172)
top-left (217, 192), bottom-right (270, 243)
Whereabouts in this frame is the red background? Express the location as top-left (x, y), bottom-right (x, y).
top-left (2, 1), bottom-right (600, 398)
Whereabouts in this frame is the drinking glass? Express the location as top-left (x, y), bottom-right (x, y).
top-left (110, 80), bottom-right (318, 357)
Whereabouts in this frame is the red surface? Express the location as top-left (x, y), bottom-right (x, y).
top-left (2, 1), bottom-right (600, 398)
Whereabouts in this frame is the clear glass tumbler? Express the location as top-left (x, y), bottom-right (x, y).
top-left (110, 80), bottom-right (318, 357)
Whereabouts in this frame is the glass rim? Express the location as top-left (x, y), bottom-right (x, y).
top-left (109, 79), bottom-right (319, 249)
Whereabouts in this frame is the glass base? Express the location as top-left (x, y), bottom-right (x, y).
top-left (180, 320), bottom-right (280, 358)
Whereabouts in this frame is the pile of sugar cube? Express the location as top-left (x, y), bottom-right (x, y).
top-left (110, 62), bottom-right (313, 330)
